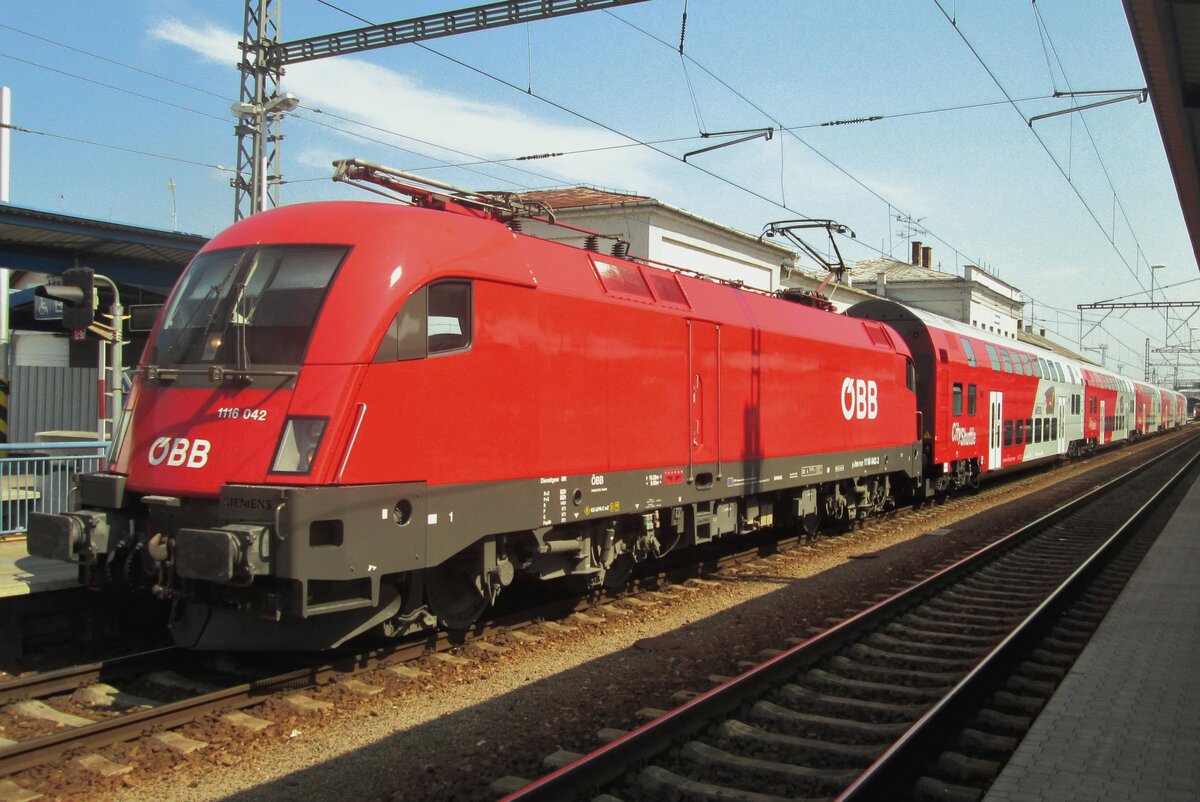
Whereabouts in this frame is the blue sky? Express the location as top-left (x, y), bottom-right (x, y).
top-left (1, 1), bottom-right (1196, 379)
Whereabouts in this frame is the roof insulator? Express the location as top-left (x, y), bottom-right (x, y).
top-left (584, 234), bottom-right (600, 252)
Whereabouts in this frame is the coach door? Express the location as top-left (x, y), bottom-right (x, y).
top-left (1057, 396), bottom-right (1067, 453)
top-left (688, 321), bottom-right (721, 486)
top-left (1099, 400), bottom-right (1106, 444)
top-left (988, 391), bottom-right (1003, 470)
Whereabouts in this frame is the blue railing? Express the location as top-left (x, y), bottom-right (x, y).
top-left (0, 441), bottom-right (110, 537)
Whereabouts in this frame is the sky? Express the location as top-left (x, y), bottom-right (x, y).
top-left (1, 0), bottom-right (1197, 381)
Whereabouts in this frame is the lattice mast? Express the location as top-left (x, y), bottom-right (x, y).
top-left (232, 0), bottom-right (653, 222)
top-left (232, 0), bottom-right (284, 221)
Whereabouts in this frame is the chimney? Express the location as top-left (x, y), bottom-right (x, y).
top-left (921, 246), bottom-right (932, 269)
top-left (911, 240), bottom-right (922, 265)
top-left (875, 271), bottom-right (887, 297)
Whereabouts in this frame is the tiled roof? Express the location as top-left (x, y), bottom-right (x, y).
top-left (516, 187), bottom-right (654, 209)
top-left (846, 257), bottom-right (959, 284)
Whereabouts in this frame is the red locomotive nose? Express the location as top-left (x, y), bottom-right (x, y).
top-left (124, 386), bottom-right (301, 497)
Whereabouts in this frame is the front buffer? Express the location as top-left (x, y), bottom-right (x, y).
top-left (28, 474), bottom-right (429, 650)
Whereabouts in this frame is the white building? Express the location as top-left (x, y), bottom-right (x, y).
top-left (845, 242), bottom-right (1025, 340)
top-left (516, 187), bottom-right (796, 292)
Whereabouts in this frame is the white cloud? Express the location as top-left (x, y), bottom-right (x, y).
top-left (149, 17), bottom-right (661, 190)
top-left (149, 19), bottom-right (241, 65)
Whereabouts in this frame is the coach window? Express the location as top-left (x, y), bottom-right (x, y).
top-left (1032, 358), bottom-right (1043, 378)
top-left (952, 383), bottom-right (963, 416)
top-left (1004, 420), bottom-right (1014, 446)
top-left (960, 337), bottom-right (977, 367)
top-left (906, 358), bottom-right (916, 391)
top-left (999, 350), bottom-right (1014, 373)
top-left (1034, 419), bottom-right (1042, 443)
top-left (985, 343), bottom-right (1001, 371)
top-left (1015, 419), bottom-right (1024, 445)
top-left (1052, 418), bottom-right (1058, 440)
top-left (967, 384), bottom-right (977, 416)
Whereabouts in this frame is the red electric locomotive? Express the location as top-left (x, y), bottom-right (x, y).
top-left (28, 162), bottom-right (923, 650)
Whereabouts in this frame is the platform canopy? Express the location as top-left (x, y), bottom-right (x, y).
top-left (1125, 0), bottom-right (1200, 271)
top-left (0, 203), bottom-right (206, 296)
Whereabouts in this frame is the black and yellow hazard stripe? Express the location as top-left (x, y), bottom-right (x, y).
top-left (0, 378), bottom-right (8, 457)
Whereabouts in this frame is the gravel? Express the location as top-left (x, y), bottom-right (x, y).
top-left (19, 431), bottom-right (1189, 802)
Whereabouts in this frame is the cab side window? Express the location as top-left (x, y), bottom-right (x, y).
top-left (374, 280), bottom-right (473, 362)
top-left (427, 281), bottom-right (472, 354)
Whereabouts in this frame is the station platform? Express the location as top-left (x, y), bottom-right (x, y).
top-left (983, 471), bottom-right (1200, 802)
top-left (0, 538), bottom-right (79, 598)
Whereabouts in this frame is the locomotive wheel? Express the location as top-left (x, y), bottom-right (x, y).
top-left (425, 562), bottom-right (488, 630)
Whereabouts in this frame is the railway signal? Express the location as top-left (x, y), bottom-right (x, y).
top-left (35, 266), bottom-right (94, 332)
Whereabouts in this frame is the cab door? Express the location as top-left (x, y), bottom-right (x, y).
top-left (688, 320), bottom-right (720, 485)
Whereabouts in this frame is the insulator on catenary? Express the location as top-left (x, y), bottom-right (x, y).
top-left (584, 234), bottom-right (600, 252)
top-left (611, 241), bottom-right (629, 258)
top-left (507, 219), bottom-right (523, 233)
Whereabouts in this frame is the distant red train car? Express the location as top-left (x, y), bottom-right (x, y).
top-left (851, 301), bottom-right (1076, 490)
top-left (849, 300), bottom-right (1182, 491)
top-left (29, 165), bottom-right (923, 650)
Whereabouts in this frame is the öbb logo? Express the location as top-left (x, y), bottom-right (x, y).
top-left (148, 437), bottom-right (211, 469)
top-left (840, 378), bottom-right (878, 421)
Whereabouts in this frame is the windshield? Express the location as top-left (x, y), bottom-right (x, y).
top-left (151, 245), bottom-right (346, 368)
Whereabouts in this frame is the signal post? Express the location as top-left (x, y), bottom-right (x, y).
top-left (35, 268), bottom-right (126, 442)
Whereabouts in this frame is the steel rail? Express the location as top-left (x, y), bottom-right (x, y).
top-left (838, 435), bottom-right (1200, 799)
top-left (500, 432), bottom-right (1200, 800)
top-left (0, 646), bottom-right (182, 704)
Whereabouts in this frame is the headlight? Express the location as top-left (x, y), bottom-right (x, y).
top-left (271, 417), bottom-right (328, 474)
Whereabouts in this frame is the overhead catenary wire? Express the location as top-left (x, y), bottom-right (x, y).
top-left (601, 8), bottom-right (991, 268)
top-left (1, 121), bottom-right (233, 172)
top-left (0, 20), bottom-right (561, 192)
top-left (3, 0), bottom-right (1178, 364)
top-left (1029, 0), bottom-right (1156, 300)
top-left (930, 1), bottom-right (1153, 311)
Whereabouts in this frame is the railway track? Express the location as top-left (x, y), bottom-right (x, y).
top-left (500, 434), bottom-right (1200, 801)
top-left (0, 431), bottom-right (1190, 794)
